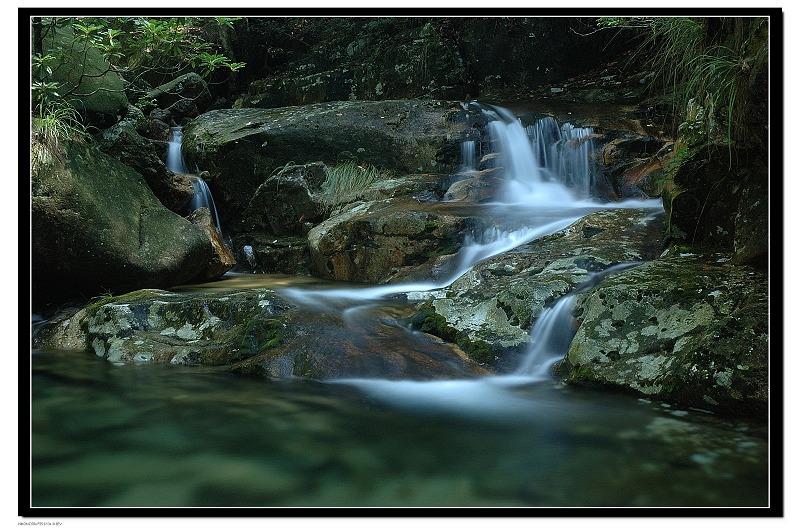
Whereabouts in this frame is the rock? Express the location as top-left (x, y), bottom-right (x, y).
top-left (181, 100), bottom-right (477, 235)
top-left (242, 171), bottom-right (324, 236)
top-left (32, 140), bottom-right (212, 305)
top-left (732, 163), bottom-right (768, 266)
top-left (166, 98), bottom-right (200, 125)
top-left (442, 171), bottom-right (505, 202)
top-left (232, 233), bottom-right (311, 275)
top-left (145, 72), bottom-right (212, 113)
top-left (32, 307), bottom-right (89, 351)
top-left (98, 108), bottom-right (194, 213)
top-left (186, 208), bottom-right (237, 280)
top-left (40, 26), bottom-right (129, 128)
top-left (235, 18), bottom-right (629, 106)
top-left (564, 253), bottom-right (767, 417)
top-left (33, 288), bottom-right (489, 380)
top-left (307, 199), bottom-right (468, 283)
top-left (405, 208), bottom-right (665, 370)
top-left (660, 146), bottom-right (768, 260)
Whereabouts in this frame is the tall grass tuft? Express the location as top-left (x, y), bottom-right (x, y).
top-left (319, 161), bottom-right (392, 213)
top-left (601, 16), bottom-right (768, 153)
top-left (31, 100), bottom-right (88, 173)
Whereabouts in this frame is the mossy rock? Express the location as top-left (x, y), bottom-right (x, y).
top-left (564, 253), bottom-right (768, 417)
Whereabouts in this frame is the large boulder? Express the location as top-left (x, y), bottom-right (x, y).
top-left (564, 252), bottom-right (768, 417)
top-left (32, 288), bottom-right (489, 381)
top-left (31, 140), bottom-right (212, 306)
top-left (181, 99), bottom-right (479, 235)
top-left (404, 208), bottom-right (665, 369)
top-left (40, 25), bottom-right (129, 128)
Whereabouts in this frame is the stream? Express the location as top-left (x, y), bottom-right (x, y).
top-left (29, 105), bottom-right (770, 508)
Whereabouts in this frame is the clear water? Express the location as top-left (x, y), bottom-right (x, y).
top-left (30, 349), bottom-right (768, 508)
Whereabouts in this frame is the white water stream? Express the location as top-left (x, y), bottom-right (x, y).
top-left (167, 126), bottom-right (223, 233)
top-left (274, 104), bottom-right (663, 412)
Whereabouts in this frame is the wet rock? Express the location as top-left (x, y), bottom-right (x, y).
top-left (565, 253), bottom-right (768, 417)
top-left (34, 288), bottom-right (488, 380)
top-left (181, 100), bottom-right (477, 235)
top-left (186, 208), bottom-right (237, 281)
top-left (232, 234), bottom-right (311, 275)
top-left (98, 108), bottom-right (194, 213)
top-left (405, 208), bottom-right (665, 370)
top-left (442, 170), bottom-right (505, 202)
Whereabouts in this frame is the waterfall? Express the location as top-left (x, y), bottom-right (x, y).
top-left (282, 104), bottom-right (662, 416)
top-left (514, 262), bottom-right (642, 378)
top-left (479, 107), bottom-right (599, 204)
top-left (460, 139), bottom-right (477, 171)
top-left (166, 127), bottom-right (187, 173)
top-left (514, 294), bottom-right (578, 378)
top-left (189, 177), bottom-right (222, 234)
top-left (556, 123), bottom-right (596, 198)
top-left (167, 126), bottom-right (223, 234)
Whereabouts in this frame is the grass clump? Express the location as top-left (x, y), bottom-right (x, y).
top-left (31, 100), bottom-right (88, 174)
top-left (319, 161), bottom-right (392, 213)
top-left (597, 16), bottom-right (768, 153)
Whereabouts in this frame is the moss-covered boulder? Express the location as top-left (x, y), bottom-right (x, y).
top-left (32, 140), bottom-right (212, 305)
top-left (564, 253), bottom-right (768, 417)
top-left (181, 100), bottom-right (479, 235)
top-left (404, 208), bottom-right (665, 369)
top-left (33, 288), bottom-right (489, 381)
top-left (41, 26), bottom-right (129, 127)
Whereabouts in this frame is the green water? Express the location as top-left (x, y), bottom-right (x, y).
top-left (29, 348), bottom-right (769, 508)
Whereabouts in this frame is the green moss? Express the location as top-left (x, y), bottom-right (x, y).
top-left (410, 303), bottom-right (496, 365)
top-left (238, 318), bottom-right (283, 359)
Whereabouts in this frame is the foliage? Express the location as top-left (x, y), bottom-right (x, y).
top-left (30, 16), bottom-right (246, 147)
top-left (596, 16), bottom-right (768, 151)
top-left (31, 98), bottom-right (88, 173)
top-left (319, 161), bottom-right (392, 212)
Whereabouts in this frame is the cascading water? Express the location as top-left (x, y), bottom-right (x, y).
top-left (278, 104), bottom-right (664, 416)
top-left (189, 178), bottom-right (222, 234)
top-left (167, 126), bottom-right (223, 234)
top-left (514, 262), bottom-right (642, 379)
top-left (483, 107), bottom-right (579, 206)
top-left (460, 139), bottom-right (477, 172)
top-left (166, 126), bottom-right (188, 173)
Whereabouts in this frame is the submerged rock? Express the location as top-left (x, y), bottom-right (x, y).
top-left (564, 253), bottom-right (768, 417)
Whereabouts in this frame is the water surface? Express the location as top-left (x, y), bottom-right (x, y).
top-left (30, 349), bottom-right (768, 508)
